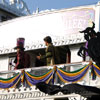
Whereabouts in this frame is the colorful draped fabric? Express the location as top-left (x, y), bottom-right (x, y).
top-left (56, 65), bottom-right (89, 83)
top-left (0, 63), bottom-right (100, 89)
top-left (0, 73), bottom-right (21, 89)
top-left (25, 69), bottom-right (54, 86)
top-left (92, 64), bottom-right (100, 76)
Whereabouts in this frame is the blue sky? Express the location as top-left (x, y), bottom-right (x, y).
top-left (24, 0), bottom-right (100, 14)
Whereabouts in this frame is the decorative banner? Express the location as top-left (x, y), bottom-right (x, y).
top-left (25, 69), bottom-right (54, 86)
top-left (56, 65), bottom-right (89, 83)
top-left (92, 64), bottom-right (100, 76)
top-left (0, 63), bottom-right (100, 89)
top-left (0, 73), bottom-right (21, 89)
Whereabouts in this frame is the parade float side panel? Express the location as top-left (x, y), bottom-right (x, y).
top-left (0, 6), bottom-right (95, 48)
top-left (0, 5), bottom-right (96, 71)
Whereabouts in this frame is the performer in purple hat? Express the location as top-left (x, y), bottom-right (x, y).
top-left (14, 38), bottom-right (30, 69)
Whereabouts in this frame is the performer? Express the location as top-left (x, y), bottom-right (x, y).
top-left (37, 36), bottom-right (60, 66)
top-left (77, 22), bottom-right (98, 80)
top-left (14, 38), bottom-right (30, 69)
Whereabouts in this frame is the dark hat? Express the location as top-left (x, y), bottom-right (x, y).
top-left (14, 38), bottom-right (25, 49)
top-left (79, 27), bottom-right (96, 34)
top-left (79, 22), bottom-right (96, 34)
top-left (79, 22), bottom-right (96, 40)
top-left (44, 36), bottom-right (52, 43)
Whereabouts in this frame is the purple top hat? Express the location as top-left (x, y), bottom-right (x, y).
top-left (14, 38), bottom-right (25, 49)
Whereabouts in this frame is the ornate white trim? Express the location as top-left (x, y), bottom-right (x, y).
top-left (0, 33), bottom-right (85, 55)
top-left (0, 89), bottom-right (82, 100)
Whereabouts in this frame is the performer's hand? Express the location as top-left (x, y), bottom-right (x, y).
top-left (37, 56), bottom-right (41, 60)
top-left (89, 60), bottom-right (93, 66)
top-left (14, 67), bottom-right (17, 70)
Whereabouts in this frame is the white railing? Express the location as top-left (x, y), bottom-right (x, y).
top-left (0, 62), bottom-right (99, 100)
top-left (0, 61), bottom-right (99, 85)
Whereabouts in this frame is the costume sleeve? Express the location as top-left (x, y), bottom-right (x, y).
top-left (40, 46), bottom-right (53, 59)
top-left (14, 56), bottom-right (17, 64)
top-left (40, 52), bottom-right (52, 59)
top-left (14, 54), bottom-right (20, 69)
top-left (24, 53), bottom-right (31, 68)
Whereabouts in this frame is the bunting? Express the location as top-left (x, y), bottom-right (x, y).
top-left (56, 65), bottom-right (89, 83)
top-left (0, 63), bottom-right (100, 89)
top-left (0, 73), bottom-right (21, 89)
top-left (25, 69), bottom-right (54, 85)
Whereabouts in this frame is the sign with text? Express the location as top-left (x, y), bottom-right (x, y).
top-left (60, 8), bottom-right (95, 34)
